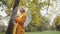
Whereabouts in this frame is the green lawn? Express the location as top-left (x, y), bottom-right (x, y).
top-left (0, 32), bottom-right (5, 34)
top-left (0, 31), bottom-right (60, 34)
top-left (25, 31), bottom-right (60, 34)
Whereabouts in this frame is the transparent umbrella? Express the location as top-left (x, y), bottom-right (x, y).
top-left (17, 6), bottom-right (32, 27)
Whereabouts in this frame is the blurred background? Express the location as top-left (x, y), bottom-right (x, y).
top-left (0, 0), bottom-right (60, 34)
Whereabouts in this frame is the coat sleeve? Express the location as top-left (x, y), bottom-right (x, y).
top-left (17, 14), bottom-right (26, 24)
top-left (14, 15), bottom-right (19, 23)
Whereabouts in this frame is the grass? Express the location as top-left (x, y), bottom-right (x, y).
top-left (25, 31), bottom-right (60, 34)
top-left (0, 31), bottom-right (60, 34)
top-left (0, 32), bottom-right (5, 34)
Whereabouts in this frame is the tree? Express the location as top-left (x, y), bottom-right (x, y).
top-left (41, 17), bottom-right (51, 30)
top-left (53, 16), bottom-right (60, 31)
top-left (6, 0), bottom-right (20, 34)
top-left (0, 0), bottom-right (8, 32)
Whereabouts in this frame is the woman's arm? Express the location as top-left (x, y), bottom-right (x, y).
top-left (14, 15), bottom-right (19, 23)
top-left (18, 14), bottom-right (26, 24)
top-left (14, 14), bottom-right (26, 24)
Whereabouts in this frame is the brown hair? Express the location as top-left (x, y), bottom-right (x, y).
top-left (19, 7), bottom-right (25, 13)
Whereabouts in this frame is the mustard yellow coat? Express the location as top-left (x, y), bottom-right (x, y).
top-left (13, 13), bottom-right (26, 34)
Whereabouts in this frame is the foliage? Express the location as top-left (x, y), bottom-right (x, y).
top-left (4, 0), bottom-right (50, 32)
top-left (1, 0), bottom-right (60, 32)
top-left (53, 16), bottom-right (60, 31)
top-left (41, 17), bottom-right (51, 30)
top-left (0, 0), bottom-right (8, 5)
top-left (18, 0), bottom-right (49, 31)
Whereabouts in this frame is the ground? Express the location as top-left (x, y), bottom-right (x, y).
top-left (25, 31), bottom-right (60, 34)
top-left (0, 31), bottom-right (60, 34)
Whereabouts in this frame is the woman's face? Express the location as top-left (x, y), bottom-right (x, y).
top-left (20, 8), bottom-right (25, 13)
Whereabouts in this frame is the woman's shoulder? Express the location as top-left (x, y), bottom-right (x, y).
top-left (23, 13), bottom-right (26, 16)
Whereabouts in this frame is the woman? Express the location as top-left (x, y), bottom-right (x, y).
top-left (13, 7), bottom-right (26, 34)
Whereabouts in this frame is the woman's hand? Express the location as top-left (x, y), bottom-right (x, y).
top-left (14, 15), bottom-right (18, 22)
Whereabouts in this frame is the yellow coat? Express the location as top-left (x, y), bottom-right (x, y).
top-left (13, 13), bottom-right (26, 34)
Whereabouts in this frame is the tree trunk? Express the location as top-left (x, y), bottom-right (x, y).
top-left (6, 0), bottom-right (20, 34)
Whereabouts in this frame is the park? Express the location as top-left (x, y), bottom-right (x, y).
top-left (0, 0), bottom-right (60, 34)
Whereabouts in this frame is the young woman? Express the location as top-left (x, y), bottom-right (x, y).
top-left (13, 7), bottom-right (26, 34)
